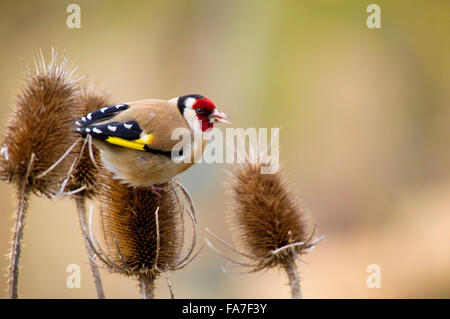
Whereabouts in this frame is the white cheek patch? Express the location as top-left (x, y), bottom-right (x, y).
top-left (184, 108), bottom-right (202, 134)
top-left (184, 97), bottom-right (196, 109)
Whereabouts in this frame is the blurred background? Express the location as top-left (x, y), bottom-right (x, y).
top-left (0, 0), bottom-right (449, 298)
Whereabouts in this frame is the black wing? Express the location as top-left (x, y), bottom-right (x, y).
top-left (76, 121), bottom-right (142, 141)
top-left (75, 104), bottom-right (129, 128)
top-left (74, 103), bottom-right (183, 156)
top-left (75, 120), bottom-right (183, 156)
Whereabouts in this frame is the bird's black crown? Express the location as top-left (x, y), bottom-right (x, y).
top-left (177, 94), bottom-right (204, 114)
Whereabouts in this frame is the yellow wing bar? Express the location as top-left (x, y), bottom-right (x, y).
top-left (105, 134), bottom-right (153, 151)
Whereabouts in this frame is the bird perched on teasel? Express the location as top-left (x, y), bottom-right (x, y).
top-left (75, 94), bottom-right (230, 193)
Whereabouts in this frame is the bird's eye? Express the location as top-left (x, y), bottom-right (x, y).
top-left (196, 108), bottom-right (204, 114)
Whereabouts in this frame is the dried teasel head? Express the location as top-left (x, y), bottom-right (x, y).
top-left (0, 49), bottom-right (83, 197)
top-left (227, 160), bottom-right (317, 269)
top-left (63, 86), bottom-right (112, 198)
top-left (84, 171), bottom-right (199, 298)
top-left (1, 49), bottom-right (85, 298)
top-left (100, 176), bottom-right (184, 275)
top-left (206, 147), bottom-right (324, 298)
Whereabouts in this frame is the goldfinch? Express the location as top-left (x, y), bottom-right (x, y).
top-left (75, 94), bottom-right (229, 191)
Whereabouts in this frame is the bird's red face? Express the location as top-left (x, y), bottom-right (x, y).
top-left (192, 97), bottom-right (230, 131)
top-left (178, 94), bottom-right (230, 132)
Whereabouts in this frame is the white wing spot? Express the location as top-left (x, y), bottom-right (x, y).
top-left (107, 125), bottom-right (117, 132)
top-left (85, 128), bottom-right (91, 133)
top-left (124, 123), bottom-right (133, 129)
top-left (116, 104), bottom-right (125, 109)
top-left (100, 107), bottom-right (109, 113)
top-left (0, 146), bottom-right (9, 161)
top-left (76, 128), bottom-right (81, 132)
top-left (75, 121), bottom-right (81, 126)
top-left (87, 113), bottom-right (92, 120)
top-left (82, 117), bottom-right (86, 122)
top-left (93, 127), bottom-right (102, 134)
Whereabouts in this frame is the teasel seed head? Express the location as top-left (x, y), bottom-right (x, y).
top-left (205, 148), bottom-right (324, 298)
top-left (1, 49), bottom-right (85, 298)
top-left (0, 49), bottom-right (83, 197)
top-left (64, 86), bottom-right (112, 198)
top-left (228, 160), bottom-right (315, 270)
top-left (204, 151), bottom-right (324, 298)
top-left (99, 175), bottom-right (183, 276)
top-left (85, 171), bottom-right (199, 297)
top-left (205, 139), bottom-right (324, 299)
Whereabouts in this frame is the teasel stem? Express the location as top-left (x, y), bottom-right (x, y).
top-left (282, 257), bottom-right (301, 299)
top-left (139, 275), bottom-right (155, 299)
top-left (9, 182), bottom-right (30, 299)
top-left (8, 153), bottom-right (34, 299)
top-left (75, 197), bottom-right (105, 299)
